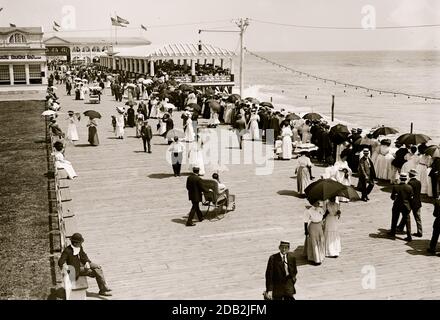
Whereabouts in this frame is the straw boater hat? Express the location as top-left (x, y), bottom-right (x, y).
top-left (68, 110), bottom-right (74, 115)
top-left (279, 240), bottom-right (290, 246)
top-left (400, 173), bottom-right (408, 181)
top-left (408, 169), bottom-right (418, 177)
top-left (362, 148), bottom-right (370, 155)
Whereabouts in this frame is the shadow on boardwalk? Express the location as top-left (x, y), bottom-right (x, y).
top-left (148, 173), bottom-right (191, 179)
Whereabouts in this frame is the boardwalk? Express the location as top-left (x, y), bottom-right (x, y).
top-left (55, 88), bottom-right (440, 300)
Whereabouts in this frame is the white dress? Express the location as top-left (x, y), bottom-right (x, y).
top-left (66, 116), bottom-right (79, 142)
top-left (301, 124), bottom-right (311, 143)
top-left (115, 114), bottom-right (125, 138)
top-left (281, 126), bottom-right (293, 160)
top-left (373, 145), bottom-right (395, 180)
top-left (188, 141), bottom-right (205, 175)
top-left (210, 112), bottom-right (220, 126)
top-left (417, 154), bottom-right (432, 194)
top-left (401, 153), bottom-right (419, 174)
top-left (249, 114), bottom-right (260, 140)
top-left (184, 117), bottom-right (195, 142)
top-left (150, 100), bottom-right (158, 118)
top-left (53, 151), bottom-right (77, 179)
top-left (324, 201), bottom-right (341, 257)
top-left (79, 87), bottom-right (85, 100)
top-left (224, 103), bottom-right (234, 124)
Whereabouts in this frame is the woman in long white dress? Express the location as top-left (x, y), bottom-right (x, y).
top-left (184, 115), bottom-right (195, 142)
top-left (224, 103), bottom-right (234, 124)
top-left (416, 145), bottom-right (432, 194)
top-left (301, 120), bottom-right (312, 143)
top-left (334, 155), bottom-right (352, 202)
top-left (296, 152), bottom-right (313, 195)
top-left (149, 97), bottom-right (159, 118)
top-left (209, 111), bottom-right (221, 127)
top-left (188, 139), bottom-right (205, 176)
top-left (53, 141), bottom-right (77, 179)
top-left (66, 111), bottom-right (79, 143)
top-left (401, 146), bottom-right (419, 174)
top-left (373, 139), bottom-right (395, 180)
top-left (115, 110), bottom-right (125, 139)
top-left (303, 201), bottom-right (325, 265)
top-left (158, 115), bottom-right (167, 136)
top-left (79, 84), bottom-right (85, 100)
top-left (248, 112), bottom-right (260, 140)
top-left (323, 197), bottom-right (341, 257)
top-left (280, 124), bottom-right (293, 160)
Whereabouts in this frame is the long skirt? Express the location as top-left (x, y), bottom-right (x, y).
top-left (185, 123), bottom-right (195, 142)
top-left (88, 126), bottom-right (99, 146)
top-left (67, 123), bottom-right (79, 141)
top-left (116, 125), bottom-right (124, 138)
top-left (281, 136), bottom-right (292, 159)
top-left (324, 215), bottom-right (341, 257)
top-left (303, 222), bottom-right (325, 263)
top-left (297, 166), bottom-right (311, 194)
top-left (249, 121), bottom-right (259, 140)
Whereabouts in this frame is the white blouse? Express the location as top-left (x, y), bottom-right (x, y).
top-left (304, 206), bottom-right (324, 223)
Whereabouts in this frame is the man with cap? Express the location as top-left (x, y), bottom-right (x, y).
top-left (358, 149), bottom-right (376, 201)
top-left (265, 241), bottom-right (297, 300)
top-left (140, 120), bottom-right (153, 153)
top-left (58, 233), bottom-right (112, 296)
top-left (388, 173), bottom-right (414, 241)
top-left (185, 167), bottom-right (204, 226)
top-left (397, 169), bottom-right (422, 237)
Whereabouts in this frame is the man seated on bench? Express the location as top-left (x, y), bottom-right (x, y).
top-left (212, 173), bottom-right (229, 207)
top-left (58, 233), bottom-right (112, 297)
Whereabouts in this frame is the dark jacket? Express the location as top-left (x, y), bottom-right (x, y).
top-left (392, 147), bottom-right (409, 169)
top-left (358, 156), bottom-right (376, 181)
top-left (58, 245), bottom-right (91, 279)
top-left (429, 158), bottom-right (440, 177)
top-left (140, 124), bottom-right (153, 140)
top-left (391, 182), bottom-right (413, 212)
top-left (408, 177), bottom-right (422, 211)
top-left (265, 252), bottom-right (297, 297)
top-left (186, 173), bottom-right (203, 202)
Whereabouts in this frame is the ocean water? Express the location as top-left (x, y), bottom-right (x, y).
top-left (233, 51), bottom-right (440, 143)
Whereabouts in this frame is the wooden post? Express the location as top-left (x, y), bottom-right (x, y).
top-left (410, 122), bottom-right (413, 133)
top-left (331, 95), bottom-right (335, 122)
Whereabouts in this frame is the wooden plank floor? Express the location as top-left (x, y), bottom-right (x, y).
top-left (56, 88), bottom-right (440, 300)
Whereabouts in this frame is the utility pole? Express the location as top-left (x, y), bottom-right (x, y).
top-left (236, 18), bottom-right (250, 97)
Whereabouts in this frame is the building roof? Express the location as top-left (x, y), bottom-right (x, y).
top-left (44, 36), bottom-right (151, 46)
top-left (113, 43), bottom-right (236, 59)
top-left (0, 27), bottom-right (43, 35)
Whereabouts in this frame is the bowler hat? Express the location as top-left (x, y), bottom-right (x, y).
top-left (71, 233), bottom-right (84, 244)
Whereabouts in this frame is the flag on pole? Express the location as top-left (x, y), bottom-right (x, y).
top-left (54, 21), bottom-right (61, 28)
top-left (111, 17), bottom-right (126, 27)
top-left (116, 15), bottom-right (129, 24)
top-left (141, 24), bottom-right (147, 31)
top-left (9, 23), bottom-right (16, 27)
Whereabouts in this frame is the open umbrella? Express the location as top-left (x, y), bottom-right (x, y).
top-left (166, 128), bottom-right (185, 140)
top-left (208, 100), bottom-right (221, 112)
top-left (303, 113), bottom-right (322, 121)
top-left (245, 97), bottom-right (260, 105)
top-left (41, 110), bottom-right (56, 116)
top-left (286, 113), bottom-right (301, 121)
top-left (260, 101), bottom-right (273, 108)
top-left (336, 185), bottom-right (361, 201)
top-left (83, 110), bottom-right (101, 119)
top-left (329, 124), bottom-right (350, 144)
top-left (187, 103), bottom-right (201, 113)
top-left (396, 133), bottom-right (431, 145)
top-left (228, 93), bottom-right (241, 103)
top-left (304, 178), bottom-right (347, 205)
top-left (425, 145), bottom-right (440, 158)
top-left (371, 126), bottom-right (399, 138)
top-left (125, 101), bottom-right (137, 106)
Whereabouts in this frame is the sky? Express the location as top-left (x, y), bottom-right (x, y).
top-left (2, 0), bottom-right (440, 51)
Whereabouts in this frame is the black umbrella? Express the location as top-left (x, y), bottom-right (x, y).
top-left (329, 124), bottom-right (350, 144)
top-left (245, 97), bottom-right (260, 105)
top-left (304, 178), bottom-right (347, 205)
top-left (396, 133), bottom-right (431, 145)
top-left (303, 112), bottom-right (322, 121)
top-left (286, 113), bottom-right (301, 121)
top-left (336, 185), bottom-right (361, 201)
top-left (208, 99), bottom-right (221, 112)
top-left (260, 101), bottom-right (274, 108)
top-left (83, 110), bottom-right (101, 119)
top-left (228, 94), bottom-right (241, 103)
top-left (372, 126), bottom-right (399, 138)
top-left (187, 103), bottom-right (201, 113)
top-left (425, 145), bottom-right (440, 158)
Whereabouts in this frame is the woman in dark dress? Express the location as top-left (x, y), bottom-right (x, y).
top-left (87, 118), bottom-right (99, 146)
top-left (127, 106), bottom-right (135, 127)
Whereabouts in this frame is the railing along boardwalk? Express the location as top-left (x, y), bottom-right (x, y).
top-left (54, 87), bottom-right (440, 300)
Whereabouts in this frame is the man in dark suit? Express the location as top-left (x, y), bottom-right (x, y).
top-left (388, 173), bottom-right (414, 241)
top-left (391, 143), bottom-right (409, 183)
top-left (140, 120), bottom-right (153, 153)
top-left (58, 233), bottom-right (112, 296)
top-left (398, 169), bottom-right (422, 236)
top-left (428, 198), bottom-right (440, 254)
top-left (265, 241), bottom-right (297, 300)
top-left (429, 157), bottom-right (440, 198)
top-left (233, 114), bottom-right (247, 150)
top-left (186, 167), bottom-right (204, 226)
top-left (358, 149), bottom-right (376, 201)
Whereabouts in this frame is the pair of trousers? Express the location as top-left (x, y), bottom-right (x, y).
top-left (431, 174), bottom-right (439, 198)
top-left (187, 201), bottom-right (203, 224)
top-left (391, 206), bottom-right (411, 238)
top-left (79, 263), bottom-right (108, 292)
top-left (171, 152), bottom-right (182, 175)
top-left (398, 208), bottom-right (422, 234)
top-left (429, 217), bottom-right (440, 250)
top-left (142, 138), bottom-right (151, 152)
top-left (359, 176), bottom-right (374, 198)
